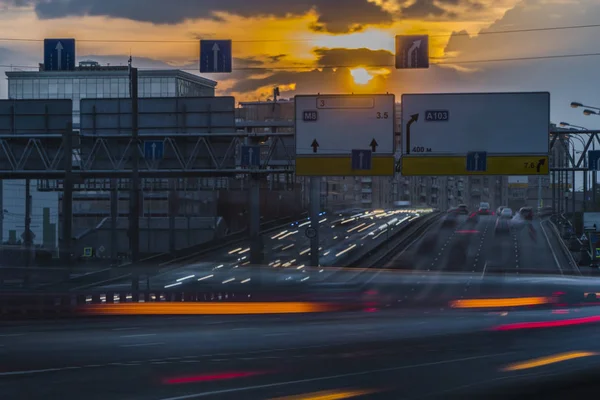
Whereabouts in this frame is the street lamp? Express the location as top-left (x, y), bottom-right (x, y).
top-left (584, 109), bottom-right (599, 116)
top-left (571, 101), bottom-right (600, 110)
top-left (560, 122), bottom-right (589, 130)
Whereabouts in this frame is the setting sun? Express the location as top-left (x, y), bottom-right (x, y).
top-left (350, 68), bottom-right (374, 85)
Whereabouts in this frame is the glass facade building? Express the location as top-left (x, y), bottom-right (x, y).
top-left (3, 64), bottom-right (217, 247)
top-left (7, 66), bottom-right (216, 127)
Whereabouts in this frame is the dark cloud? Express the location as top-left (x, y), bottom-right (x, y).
top-left (399, 0), bottom-right (484, 19)
top-left (226, 47), bottom-right (470, 95)
top-left (313, 48), bottom-right (394, 67)
top-left (268, 54), bottom-right (288, 63)
top-left (12, 0), bottom-right (393, 34)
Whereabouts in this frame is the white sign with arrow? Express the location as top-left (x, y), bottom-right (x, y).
top-left (295, 94), bottom-right (395, 156)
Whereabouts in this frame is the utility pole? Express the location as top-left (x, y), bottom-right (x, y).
top-left (129, 57), bottom-right (140, 290)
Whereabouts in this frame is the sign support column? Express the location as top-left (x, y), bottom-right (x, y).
top-left (110, 178), bottom-right (118, 265)
top-left (309, 177), bottom-right (320, 267)
top-left (61, 122), bottom-right (73, 266)
top-left (249, 172), bottom-right (262, 266)
top-left (129, 65), bottom-right (140, 291)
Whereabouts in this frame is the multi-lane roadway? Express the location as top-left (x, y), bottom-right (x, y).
top-left (95, 209), bottom-right (428, 291)
top-left (5, 303), bottom-right (600, 399)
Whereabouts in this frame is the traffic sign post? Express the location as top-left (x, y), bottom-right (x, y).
top-left (200, 40), bottom-right (232, 73)
top-left (144, 141), bottom-right (164, 161)
top-left (589, 150), bottom-right (600, 171)
top-left (395, 35), bottom-right (429, 69)
top-left (295, 94), bottom-right (395, 176)
top-left (241, 145), bottom-right (261, 168)
top-left (401, 92), bottom-right (550, 176)
top-left (44, 38), bottom-right (76, 71)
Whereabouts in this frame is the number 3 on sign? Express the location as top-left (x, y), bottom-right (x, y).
top-left (376, 112), bottom-right (389, 119)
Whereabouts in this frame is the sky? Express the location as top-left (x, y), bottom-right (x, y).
top-left (0, 0), bottom-right (600, 127)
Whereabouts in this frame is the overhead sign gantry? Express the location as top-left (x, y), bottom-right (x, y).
top-left (400, 92), bottom-right (550, 176)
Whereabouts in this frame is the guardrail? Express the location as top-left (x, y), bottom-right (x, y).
top-left (545, 219), bottom-right (581, 275)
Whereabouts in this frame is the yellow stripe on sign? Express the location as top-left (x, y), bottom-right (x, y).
top-left (296, 156), bottom-right (395, 176)
top-left (401, 155), bottom-right (549, 176)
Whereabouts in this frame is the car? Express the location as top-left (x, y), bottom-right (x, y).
top-left (496, 206), bottom-right (507, 215)
top-left (442, 208), bottom-right (459, 227)
top-left (495, 217), bottom-right (511, 234)
top-left (519, 207), bottom-right (534, 221)
top-left (478, 202), bottom-right (491, 215)
top-left (456, 204), bottom-right (469, 215)
top-left (499, 207), bottom-right (513, 219)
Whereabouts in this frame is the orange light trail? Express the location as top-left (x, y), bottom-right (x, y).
top-left (450, 296), bottom-right (553, 309)
top-left (78, 302), bottom-right (341, 315)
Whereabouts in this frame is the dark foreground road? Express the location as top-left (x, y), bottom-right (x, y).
top-left (4, 307), bottom-right (600, 399)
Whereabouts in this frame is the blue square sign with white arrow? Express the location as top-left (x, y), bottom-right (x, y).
top-left (44, 38), bottom-right (76, 71)
top-left (466, 151), bottom-right (487, 172)
top-left (144, 141), bottom-right (164, 161)
top-left (241, 145), bottom-right (261, 167)
top-left (200, 40), bottom-right (232, 73)
top-left (351, 149), bottom-right (372, 171)
top-left (395, 35), bottom-right (429, 69)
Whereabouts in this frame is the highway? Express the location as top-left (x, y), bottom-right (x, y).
top-left (386, 214), bottom-right (575, 274)
top-left (94, 209), bottom-right (428, 291)
top-left (5, 304), bottom-right (600, 399)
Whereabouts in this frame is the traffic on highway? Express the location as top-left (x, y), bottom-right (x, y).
top-left (2, 0), bottom-right (599, 398)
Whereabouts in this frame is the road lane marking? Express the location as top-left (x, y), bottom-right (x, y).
top-left (157, 353), bottom-right (512, 400)
top-left (120, 334), bottom-right (156, 338)
top-left (120, 342), bottom-right (164, 348)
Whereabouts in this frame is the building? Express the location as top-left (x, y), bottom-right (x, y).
top-left (4, 61), bottom-right (217, 249)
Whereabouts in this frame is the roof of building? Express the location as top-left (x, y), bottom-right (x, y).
top-left (6, 67), bottom-right (217, 88)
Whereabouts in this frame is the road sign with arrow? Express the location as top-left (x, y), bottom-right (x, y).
top-left (395, 35), bottom-right (429, 69)
top-left (44, 38), bottom-right (75, 71)
top-left (294, 94), bottom-right (395, 176)
top-left (200, 40), bottom-right (232, 73)
top-left (400, 92), bottom-right (549, 176)
top-left (351, 149), bottom-right (372, 170)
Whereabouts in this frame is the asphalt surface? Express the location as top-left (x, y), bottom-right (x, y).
top-left (4, 306), bottom-right (600, 399)
top-left (386, 215), bottom-right (575, 274)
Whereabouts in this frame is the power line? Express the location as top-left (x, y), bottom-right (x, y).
top-left (2, 51), bottom-right (600, 72)
top-left (0, 23), bottom-right (599, 44)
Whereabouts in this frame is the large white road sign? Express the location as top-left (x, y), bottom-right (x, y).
top-left (401, 92), bottom-right (550, 155)
top-left (295, 94), bottom-right (395, 176)
top-left (400, 92), bottom-right (550, 176)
